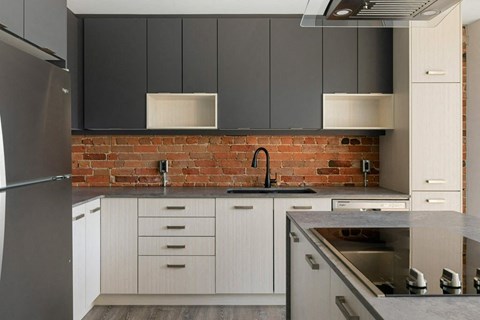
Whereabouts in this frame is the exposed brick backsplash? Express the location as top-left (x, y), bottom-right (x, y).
top-left (72, 135), bottom-right (380, 187)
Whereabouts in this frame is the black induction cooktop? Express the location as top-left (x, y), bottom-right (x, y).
top-left (310, 227), bottom-right (480, 297)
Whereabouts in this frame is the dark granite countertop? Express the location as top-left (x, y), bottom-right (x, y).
top-left (72, 186), bottom-right (409, 207)
top-left (287, 211), bottom-right (480, 320)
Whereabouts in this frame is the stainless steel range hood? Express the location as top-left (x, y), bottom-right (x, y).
top-left (301, 0), bottom-right (462, 28)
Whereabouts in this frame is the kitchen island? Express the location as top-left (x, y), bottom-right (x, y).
top-left (287, 211), bottom-right (480, 320)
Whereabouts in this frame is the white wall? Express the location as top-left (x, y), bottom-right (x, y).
top-left (467, 20), bottom-right (480, 216)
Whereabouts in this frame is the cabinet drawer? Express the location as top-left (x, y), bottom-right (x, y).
top-left (411, 192), bottom-right (461, 211)
top-left (331, 271), bottom-right (375, 320)
top-left (139, 237), bottom-right (215, 256)
top-left (139, 198), bottom-right (215, 217)
top-left (139, 256), bottom-right (215, 294)
top-left (139, 218), bottom-right (215, 236)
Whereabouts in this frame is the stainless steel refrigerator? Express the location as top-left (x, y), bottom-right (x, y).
top-left (0, 40), bottom-right (72, 319)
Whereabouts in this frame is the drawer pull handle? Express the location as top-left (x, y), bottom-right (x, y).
top-left (89, 207), bottom-right (100, 213)
top-left (289, 232), bottom-right (300, 243)
top-left (72, 214), bottom-right (85, 221)
top-left (426, 199), bottom-right (446, 204)
top-left (166, 225), bottom-right (186, 230)
top-left (167, 264), bottom-right (186, 269)
top-left (167, 245), bottom-right (186, 249)
top-left (305, 254), bottom-right (319, 270)
top-left (234, 206), bottom-right (254, 210)
top-left (167, 206), bottom-right (186, 210)
top-left (426, 179), bottom-right (446, 184)
top-left (335, 296), bottom-right (360, 320)
top-left (426, 70), bottom-right (446, 75)
top-left (293, 206), bottom-right (313, 210)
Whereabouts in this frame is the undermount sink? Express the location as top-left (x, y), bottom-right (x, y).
top-left (226, 188), bottom-right (316, 194)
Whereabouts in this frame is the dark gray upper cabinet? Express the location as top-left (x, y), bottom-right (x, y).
top-left (218, 19), bottom-right (270, 129)
top-left (148, 18), bottom-right (182, 93)
top-left (84, 18), bottom-right (147, 129)
top-left (183, 19), bottom-right (217, 93)
top-left (323, 28), bottom-right (357, 93)
top-left (24, 0), bottom-right (67, 59)
top-left (270, 18), bottom-right (322, 129)
top-left (67, 10), bottom-right (83, 129)
top-left (358, 28), bottom-right (393, 93)
top-left (0, 0), bottom-right (24, 36)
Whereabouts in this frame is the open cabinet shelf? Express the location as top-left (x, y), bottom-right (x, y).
top-left (323, 94), bottom-right (394, 130)
top-left (146, 93), bottom-right (218, 129)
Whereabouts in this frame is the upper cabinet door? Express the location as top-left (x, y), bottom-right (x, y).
top-left (0, 0), bottom-right (24, 36)
top-left (84, 18), bottom-right (147, 129)
top-left (148, 18), bottom-right (182, 93)
top-left (218, 19), bottom-right (270, 129)
top-left (270, 18), bottom-right (322, 129)
top-left (411, 5), bottom-right (461, 83)
top-left (358, 28), bottom-right (393, 93)
top-left (323, 28), bottom-right (357, 93)
top-left (24, 0), bottom-right (67, 59)
top-left (183, 18), bottom-right (217, 93)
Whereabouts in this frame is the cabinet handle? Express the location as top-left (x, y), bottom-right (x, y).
top-left (0, 22), bottom-right (7, 29)
top-left (89, 207), bottom-right (100, 213)
top-left (72, 214), bottom-right (85, 221)
top-left (166, 206), bottom-right (186, 210)
top-left (40, 47), bottom-right (56, 55)
top-left (166, 225), bottom-right (186, 230)
top-left (305, 254), bottom-right (319, 270)
top-left (293, 206), bottom-right (313, 210)
top-left (167, 245), bottom-right (186, 249)
top-left (426, 70), bottom-right (446, 75)
top-left (289, 232), bottom-right (300, 243)
top-left (426, 179), bottom-right (446, 184)
top-left (167, 264), bottom-right (186, 269)
top-left (335, 296), bottom-right (360, 320)
top-left (426, 199), bottom-right (446, 204)
top-left (234, 206), bottom-right (254, 210)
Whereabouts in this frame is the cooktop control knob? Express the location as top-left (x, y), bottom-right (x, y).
top-left (440, 268), bottom-right (462, 295)
top-left (474, 268), bottom-right (480, 294)
top-left (406, 268), bottom-right (428, 295)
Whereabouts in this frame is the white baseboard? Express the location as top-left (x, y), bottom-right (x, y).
top-left (94, 294), bottom-right (286, 306)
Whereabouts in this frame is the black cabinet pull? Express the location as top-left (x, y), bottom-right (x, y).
top-left (305, 254), bottom-right (319, 270)
top-left (167, 264), bottom-right (186, 269)
top-left (166, 225), bottom-right (186, 230)
top-left (167, 245), bottom-right (186, 249)
top-left (166, 206), bottom-right (186, 210)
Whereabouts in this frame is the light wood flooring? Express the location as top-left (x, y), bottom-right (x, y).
top-left (83, 306), bottom-right (286, 320)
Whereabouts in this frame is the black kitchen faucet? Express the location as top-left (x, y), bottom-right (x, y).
top-left (251, 147), bottom-right (277, 188)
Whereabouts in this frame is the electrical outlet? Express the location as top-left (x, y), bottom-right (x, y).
top-left (362, 160), bottom-right (371, 174)
top-left (159, 160), bottom-right (168, 173)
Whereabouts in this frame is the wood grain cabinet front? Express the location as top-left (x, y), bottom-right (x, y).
top-left (100, 198), bottom-right (138, 294)
top-left (216, 198), bottom-right (274, 293)
top-left (138, 256), bottom-right (215, 294)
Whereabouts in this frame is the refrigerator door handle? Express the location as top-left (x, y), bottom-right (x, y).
top-left (0, 114), bottom-right (6, 280)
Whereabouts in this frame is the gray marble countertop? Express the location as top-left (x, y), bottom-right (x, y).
top-left (287, 211), bottom-right (480, 320)
top-left (72, 186), bottom-right (409, 207)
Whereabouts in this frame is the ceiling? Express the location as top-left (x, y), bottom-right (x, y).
top-left (67, 0), bottom-right (480, 25)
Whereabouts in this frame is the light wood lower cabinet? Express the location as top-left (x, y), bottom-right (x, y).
top-left (330, 271), bottom-right (375, 320)
top-left (138, 256), bottom-right (215, 294)
top-left (216, 198), bottom-right (274, 294)
top-left (289, 222), bottom-right (375, 320)
top-left (72, 199), bottom-right (101, 320)
top-left (138, 217), bottom-right (215, 236)
top-left (274, 198), bottom-right (332, 294)
top-left (72, 205), bottom-right (86, 320)
top-left (139, 237), bottom-right (215, 256)
top-left (101, 198), bottom-right (138, 294)
top-left (290, 223), bottom-right (331, 320)
top-left (411, 191), bottom-right (461, 211)
top-left (85, 199), bottom-right (101, 307)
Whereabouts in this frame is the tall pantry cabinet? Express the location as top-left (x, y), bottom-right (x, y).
top-left (380, 5), bottom-right (463, 212)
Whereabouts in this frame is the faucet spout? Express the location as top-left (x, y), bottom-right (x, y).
top-left (251, 147), bottom-right (276, 188)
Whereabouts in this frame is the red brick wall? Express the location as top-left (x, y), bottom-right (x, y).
top-left (72, 135), bottom-right (379, 187)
